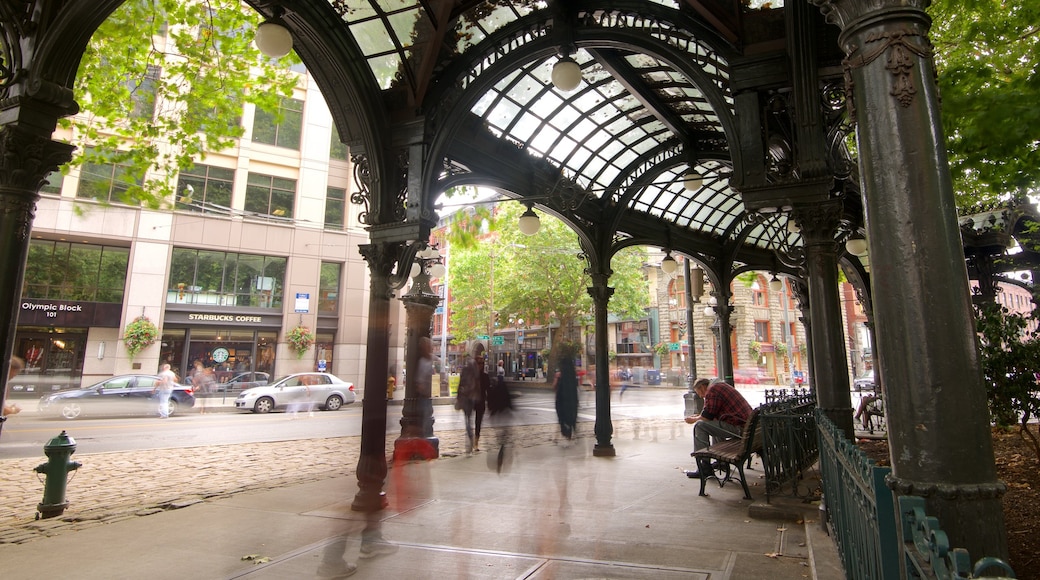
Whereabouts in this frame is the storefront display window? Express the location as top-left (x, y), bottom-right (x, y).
top-left (7, 330), bottom-right (86, 396)
top-left (160, 327), bottom-right (279, 381)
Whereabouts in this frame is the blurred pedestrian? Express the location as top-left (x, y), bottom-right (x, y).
top-left (155, 363), bottom-right (177, 418)
top-left (415, 337), bottom-right (435, 437)
top-left (2, 356), bottom-right (25, 417)
top-left (456, 353), bottom-right (488, 452)
top-left (486, 359), bottom-right (515, 473)
top-left (553, 353), bottom-right (579, 441)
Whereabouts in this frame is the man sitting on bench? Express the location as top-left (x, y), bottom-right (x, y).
top-left (683, 377), bottom-right (752, 478)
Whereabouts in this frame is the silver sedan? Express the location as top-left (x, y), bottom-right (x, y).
top-left (234, 372), bottom-right (356, 414)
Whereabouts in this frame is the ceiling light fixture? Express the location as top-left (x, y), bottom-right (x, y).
top-left (551, 55), bottom-right (582, 92)
top-left (846, 237), bottom-right (869, 257)
top-left (255, 17), bottom-right (293, 59)
top-left (683, 169), bottom-right (703, 191)
top-left (518, 204), bottom-right (541, 236)
top-left (660, 252), bottom-right (678, 275)
top-left (769, 274), bottom-right (783, 292)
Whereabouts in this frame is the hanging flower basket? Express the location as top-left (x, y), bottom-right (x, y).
top-left (123, 316), bottom-right (159, 361)
top-left (286, 325), bottom-right (315, 359)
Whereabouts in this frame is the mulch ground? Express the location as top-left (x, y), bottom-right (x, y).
top-left (858, 424), bottom-right (1040, 580)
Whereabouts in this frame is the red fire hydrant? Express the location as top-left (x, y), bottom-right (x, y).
top-left (34, 430), bottom-right (81, 519)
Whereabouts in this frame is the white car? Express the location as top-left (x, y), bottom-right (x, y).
top-left (235, 372), bottom-right (356, 414)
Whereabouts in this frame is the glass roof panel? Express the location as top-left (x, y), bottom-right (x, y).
top-left (368, 54), bottom-right (401, 90)
top-left (387, 9), bottom-right (421, 50)
top-left (349, 20), bottom-right (396, 56)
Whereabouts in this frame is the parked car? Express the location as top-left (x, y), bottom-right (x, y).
top-left (234, 372), bottom-right (356, 414)
top-left (37, 374), bottom-right (195, 419)
top-left (215, 371), bottom-right (270, 393)
top-left (854, 369), bottom-right (876, 392)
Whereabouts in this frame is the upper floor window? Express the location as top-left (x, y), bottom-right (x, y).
top-left (319, 262), bottom-right (341, 314)
top-left (754, 320), bottom-right (770, 343)
top-left (330, 124), bottom-right (348, 160)
top-left (668, 278), bottom-right (686, 309)
top-left (752, 276), bottom-right (768, 307)
top-left (325, 186), bottom-right (346, 230)
top-left (251, 97), bottom-right (302, 149)
top-left (176, 164), bottom-right (234, 212)
top-left (128, 65), bottom-right (160, 120)
top-left (168, 248), bottom-right (286, 309)
top-left (76, 148), bottom-right (143, 204)
top-left (245, 172), bottom-right (296, 219)
top-left (23, 240), bottom-right (129, 303)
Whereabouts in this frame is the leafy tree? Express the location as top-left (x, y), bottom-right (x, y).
top-left (444, 203), bottom-right (648, 372)
top-left (61, 0), bottom-right (299, 208)
top-left (974, 301), bottom-right (1040, 461)
top-left (929, 0), bottom-right (1040, 206)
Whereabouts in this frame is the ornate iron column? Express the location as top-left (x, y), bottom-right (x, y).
top-left (792, 280), bottom-right (814, 386)
top-left (790, 202), bottom-right (854, 437)
top-left (0, 129), bottom-right (75, 438)
top-left (814, 0), bottom-right (1008, 559)
top-left (352, 240), bottom-right (400, 511)
top-left (709, 289), bottom-right (734, 383)
top-left (396, 246), bottom-right (442, 456)
top-left (587, 272), bottom-right (615, 456)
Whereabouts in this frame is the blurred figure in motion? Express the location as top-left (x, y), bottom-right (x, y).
top-left (486, 360), bottom-right (515, 473)
top-left (2, 356), bottom-right (24, 418)
top-left (318, 509), bottom-right (399, 578)
top-left (456, 353), bottom-right (488, 452)
top-left (553, 347), bottom-right (579, 442)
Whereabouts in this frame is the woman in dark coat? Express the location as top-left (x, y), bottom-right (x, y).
top-left (553, 355), bottom-right (579, 439)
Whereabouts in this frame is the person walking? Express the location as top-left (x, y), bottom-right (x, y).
top-left (553, 354), bottom-right (579, 441)
top-left (683, 377), bottom-right (752, 478)
top-left (155, 363), bottom-right (177, 418)
top-left (2, 356), bottom-right (25, 418)
top-left (456, 353), bottom-right (489, 452)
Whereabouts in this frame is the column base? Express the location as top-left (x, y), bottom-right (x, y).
top-left (593, 443), bottom-right (616, 457)
top-left (393, 436), bottom-right (440, 461)
top-left (351, 489), bottom-right (388, 512)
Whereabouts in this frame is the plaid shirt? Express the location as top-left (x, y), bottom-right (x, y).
top-left (701, 381), bottom-right (752, 428)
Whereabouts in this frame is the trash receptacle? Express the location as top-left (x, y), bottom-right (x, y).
top-left (646, 369), bottom-right (661, 385)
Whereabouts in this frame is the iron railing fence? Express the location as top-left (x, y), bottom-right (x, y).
top-left (761, 393), bottom-right (820, 501)
top-left (817, 412), bottom-right (1015, 579)
top-left (763, 387), bottom-right (812, 404)
top-left (817, 409), bottom-right (900, 579)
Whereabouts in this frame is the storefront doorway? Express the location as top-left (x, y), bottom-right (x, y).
top-left (8, 329), bottom-right (86, 397)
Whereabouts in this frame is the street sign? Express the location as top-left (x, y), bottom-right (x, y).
top-left (294, 292), bottom-right (310, 313)
top-left (669, 342), bottom-right (681, 351)
top-left (492, 336), bottom-right (504, 345)
top-left (478, 334), bottom-right (489, 340)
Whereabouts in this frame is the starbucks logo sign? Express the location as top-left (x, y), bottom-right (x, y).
top-left (212, 347), bottom-right (230, 363)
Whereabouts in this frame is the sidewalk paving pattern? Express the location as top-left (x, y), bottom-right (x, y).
top-left (0, 411), bottom-right (843, 579)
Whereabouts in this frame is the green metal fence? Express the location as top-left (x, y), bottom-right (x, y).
top-left (817, 409), bottom-right (901, 579)
top-left (817, 411), bottom-right (1016, 579)
top-left (761, 393), bottom-right (819, 501)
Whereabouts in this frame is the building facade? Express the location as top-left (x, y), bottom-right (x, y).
top-left (10, 70), bottom-right (381, 398)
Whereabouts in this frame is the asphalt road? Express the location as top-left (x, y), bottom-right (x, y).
top-left (0, 387), bottom-right (702, 459)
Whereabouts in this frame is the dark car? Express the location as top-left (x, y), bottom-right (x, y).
top-left (37, 374), bottom-right (195, 419)
top-left (215, 371), bottom-right (270, 393)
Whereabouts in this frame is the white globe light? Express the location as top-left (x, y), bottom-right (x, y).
top-left (255, 21), bottom-right (293, 58)
top-left (703, 305), bottom-right (714, 317)
top-left (429, 263), bottom-right (446, 278)
top-left (683, 171), bottom-right (703, 191)
top-left (409, 262), bottom-right (421, 278)
top-left (661, 254), bottom-right (678, 274)
top-left (769, 276), bottom-right (783, 292)
top-left (518, 208), bottom-right (541, 236)
top-left (551, 57), bottom-right (582, 92)
top-left (846, 238), bottom-right (869, 257)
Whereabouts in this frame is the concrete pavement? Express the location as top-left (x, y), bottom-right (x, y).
top-left (0, 395), bottom-right (843, 579)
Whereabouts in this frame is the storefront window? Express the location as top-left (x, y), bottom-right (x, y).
top-left (160, 327), bottom-right (279, 381)
top-left (8, 329), bottom-right (86, 395)
top-left (314, 333), bottom-right (333, 373)
top-left (168, 248), bottom-right (285, 308)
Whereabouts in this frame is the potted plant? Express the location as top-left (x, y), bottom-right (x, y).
top-left (286, 325), bottom-right (315, 359)
top-left (748, 340), bottom-right (761, 359)
top-left (123, 316), bottom-right (159, 361)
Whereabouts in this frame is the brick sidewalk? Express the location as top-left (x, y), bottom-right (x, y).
top-left (0, 418), bottom-right (674, 545)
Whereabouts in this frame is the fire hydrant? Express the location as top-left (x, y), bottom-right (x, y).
top-left (34, 430), bottom-right (81, 519)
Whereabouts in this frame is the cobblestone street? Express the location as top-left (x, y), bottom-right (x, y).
top-left (0, 418), bottom-right (676, 545)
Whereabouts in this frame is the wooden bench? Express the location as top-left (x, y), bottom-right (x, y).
top-left (691, 407), bottom-right (763, 500)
